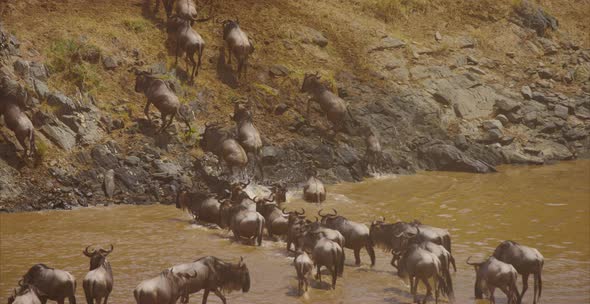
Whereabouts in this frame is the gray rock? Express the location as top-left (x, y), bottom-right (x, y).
top-left (458, 36), bottom-right (475, 48)
top-left (33, 79), bottom-right (49, 100)
top-left (369, 36), bottom-right (405, 52)
top-left (419, 142), bottom-right (496, 173)
top-left (269, 65), bottom-right (290, 77)
top-left (554, 104), bottom-right (569, 119)
top-left (47, 92), bottom-right (77, 114)
top-left (532, 92), bottom-right (548, 103)
top-left (467, 66), bottom-right (486, 75)
top-left (564, 128), bottom-right (587, 140)
top-left (91, 144), bottom-right (119, 169)
top-left (103, 56), bottom-right (118, 70)
top-left (312, 144), bottom-right (334, 169)
top-left (486, 129), bottom-right (503, 141)
top-left (299, 26), bottom-right (328, 47)
top-left (13, 59), bottom-right (29, 77)
top-left (502, 149), bottom-right (544, 165)
top-left (466, 55), bottom-right (479, 65)
top-left (454, 134), bottom-right (469, 150)
top-left (40, 120), bottom-right (77, 150)
top-left (538, 68), bottom-right (553, 79)
top-left (260, 146), bottom-right (281, 165)
top-left (274, 103), bottom-right (289, 115)
top-left (435, 31), bottom-right (442, 41)
top-left (336, 145), bottom-right (360, 165)
top-left (495, 98), bottom-right (520, 112)
top-left (536, 79), bottom-right (552, 88)
top-left (149, 62), bottom-right (167, 74)
top-left (153, 159), bottom-right (182, 177)
top-left (524, 111), bottom-right (538, 125)
top-left (495, 114), bottom-right (509, 126)
top-left (575, 107), bottom-right (590, 120)
top-left (125, 156), bottom-right (141, 166)
top-left (482, 119), bottom-right (503, 130)
top-left (104, 169), bottom-right (115, 198)
top-left (521, 86), bottom-right (533, 99)
top-left (29, 62), bottom-right (48, 81)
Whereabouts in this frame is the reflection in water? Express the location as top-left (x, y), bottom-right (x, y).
top-left (1, 161), bottom-right (589, 303)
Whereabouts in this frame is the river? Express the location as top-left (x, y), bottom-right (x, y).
top-left (1, 161), bottom-right (589, 303)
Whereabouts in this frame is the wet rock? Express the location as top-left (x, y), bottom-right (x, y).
top-left (13, 59), bottom-right (29, 77)
top-left (91, 144), bottom-right (119, 169)
top-left (47, 92), bottom-right (77, 114)
top-left (115, 167), bottom-right (149, 193)
top-left (40, 120), bottom-right (77, 150)
top-left (102, 56), bottom-right (118, 70)
top-left (521, 86), bottom-right (533, 99)
top-left (418, 142), bottom-right (496, 173)
top-left (554, 104), bottom-right (569, 119)
top-left (269, 65), bottom-right (290, 77)
top-left (502, 149), bottom-right (544, 164)
top-left (103, 169), bottom-right (115, 198)
top-left (369, 36), bottom-right (405, 52)
top-left (29, 62), bottom-right (49, 81)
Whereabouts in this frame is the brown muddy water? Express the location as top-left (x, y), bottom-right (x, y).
top-left (1, 161), bottom-right (589, 304)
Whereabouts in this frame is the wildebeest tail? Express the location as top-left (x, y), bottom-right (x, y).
top-left (474, 276), bottom-right (483, 299)
top-left (443, 268), bottom-right (454, 301)
top-left (537, 259), bottom-right (543, 299)
top-left (257, 216), bottom-right (264, 246)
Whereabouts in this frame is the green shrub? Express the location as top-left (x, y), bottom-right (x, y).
top-left (47, 38), bottom-right (103, 93)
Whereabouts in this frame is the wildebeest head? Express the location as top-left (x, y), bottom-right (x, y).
top-left (283, 208), bottom-right (306, 225)
top-left (178, 103), bottom-right (195, 132)
top-left (317, 208), bottom-right (340, 225)
top-left (7, 281), bottom-right (45, 304)
top-left (166, 14), bottom-right (188, 33)
top-left (232, 102), bottom-right (251, 123)
top-left (222, 19), bottom-right (240, 40)
top-left (200, 122), bottom-right (230, 152)
top-left (301, 72), bottom-right (321, 93)
top-left (271, 183), bottom-right (287, 205)
top-left (22, 264), bottom-right (53, 286)
top-left (134, 71), bottom-right (154, 93)
top-left (83, 245), bottom-right (114, 270)
top-left (219, 257), bottom-right (250, 293)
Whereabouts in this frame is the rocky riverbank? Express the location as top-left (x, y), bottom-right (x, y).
top-left (0, 0), bottom-right (588, 212)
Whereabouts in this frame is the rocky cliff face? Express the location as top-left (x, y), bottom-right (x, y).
top-left (0, 0), bottom-right (588, 212)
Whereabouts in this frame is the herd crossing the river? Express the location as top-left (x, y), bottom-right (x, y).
top-left (3, 0), bottom-right (546, 304)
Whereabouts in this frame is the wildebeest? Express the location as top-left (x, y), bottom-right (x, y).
top-left (200, 123), bottom-right (248, 177)
top-left (167, 15), bottom-right (205, 82)
top-left (0, 101), bottom-right (36, 158)
top-left (311, 237), bottom-right (345, 289)
top-left (370, 219), bottom-right (455, 270)
top-left (318, 209), bottom-right (375, 266)
top-left (176, 191), bottom-right (228, 225)
top-left (298, 219), bottom-right (346, 252)
top-left (293, 251), bottom-right (313, 295)
top-left (232, 103), bottom-right (263, 178)
top-left (303, 175), bottom-right (326, 203)
top-left (20, 264), bottom-right (77, 304)
top-left (82, 245), bottom-right (114, 304)
top-left (134, 71), bottom-right (194, 133)
top-left (169, 256), bottom-right (250, 304)
top-left (283, 208), bottom-right (306, 252)
top-left (493, 240), bottom-right (544, 304)
top-left (255, 199), bottom-right (288, 237)
top-left (133, 269), bottom-right (196, 304)
top-left (174, 0), bottom-right (197, 21)
top-left (364, 126), bottom-right (382, 173)
top-left (301, 72), bottom-right (349, 132)
top-left (467, 256), bottom-right (520, 304)
top-left (222, 19), bottom-right (254, 80)
top-left (391, 244), bottom-right (446, 304)
top-left (7, 282), bottom-right (45, 304)
top-left (219, 202), bottom-right (265, 246)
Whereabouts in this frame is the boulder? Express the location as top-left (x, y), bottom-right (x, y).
top-left (418, 142), bottom-right (496, 173)
top-left (29, 62), bottom-right (49, 81)
top-left (102, 56), bottom-right (118, 70)
top-left (47, 92), bottom-right (77, 114)
top-left (369, 36), bottom-right (406, 52)
top-left (553, 104), bottom-right (569, 119)
top-left (482, 119), bottom-right (503, 130)
top-left (40, 120), bottom-right (77, 151)
top-left (521, 86), bottom-right (533, 99)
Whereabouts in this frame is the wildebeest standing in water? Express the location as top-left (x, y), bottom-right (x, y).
top-left (169, 256), bottom-right (250, 304)
top-left (303, 171), bottom-right (326, 203)
top-left (20, 263), bottom-right (77, 304)
top-left (7, 282), bottom-right (46, 304)
top-left (133, 269), bottom-right (197, 304)
top-left (493, 240), bottom-right (544, 304)
top-left (283, 208), bottom-right (306, 252)
top-left (222, 19), bottom-right (254, 80)
top-left (467, 256), bottom-right (520, 304)
top-left (300, 72), bottom-right (349, 133)
top-left (311, 236), bottom-right (345, 289)
top-left (82, 245), bottom-right (114, 304)
top-left (219, 201), bottom-right (265, 246)
top-left (134, 71), bottom-right (194, 133)
top-left (294, 250), bottom-right (313, 295)
top-left (167, 15), bottom-right (205, 82)
top-left (176, 191), bottom-right (228, 226)
top-left (318, 209), bottom-right (376, 266)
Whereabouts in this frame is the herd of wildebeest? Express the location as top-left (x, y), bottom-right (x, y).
top-left (4, 0), bottom-right (546, 304)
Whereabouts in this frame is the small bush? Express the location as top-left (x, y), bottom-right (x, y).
top-left (122, 18), bottom-right (152, 33)
top-left (47, 38), bottom-right (102, 93)
top-left (363, 0), bottom-right (431, 22)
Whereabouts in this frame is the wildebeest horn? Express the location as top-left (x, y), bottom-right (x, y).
top-left (83, 245), bottom-right (94, 257)
top-left (379, 216), bottom-right (385, 222)
top-left (18, 279), bottom-right (23, 287)
top-left (105, 244), bottom-right (114, 254)
top-left (239, 256), bottom-right (244, 264)
top-left (331, 208), bottom-right (338, 216)
top-left (394, 231), bottom-right (404, 238)
top-left (298, 208), bottom-right (305, 215)
top-left (282, 207), bottom-right (289, 214)
top-left (318, 209), bottom-right (325, 217)
top-left (314, 216), bottom-right (319, 222)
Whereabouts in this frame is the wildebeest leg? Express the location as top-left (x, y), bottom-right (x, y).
top-left (103, 294), bottom-right (109, 304)
top-left (366, 243), bottom-right (376, 266)
top-left (520, 273), bottom-right (529, 302)
top-left (144, 101), bottom-right (153, 123)
top-left (188, 50), bottom-right (197, 83)
top-left (409, 276), bottom-right (417, 303)
top-left (197, 45), bottom-right (203, 77)
top-left (227, 46), bottom-right (232, 64)
top-left (28, 129), bottom-right (36, 157)
top-left (237, 59), bottom-right (243, 80)
top-left (201, 289), bottom-right (209, 304)
top-left (422, 278), bottom-right (433, 304)
top-left (499, 286), bottom-right (512, 304)
top-left (353, 248), bottom-right (361, 265)
top-left (16, 134), bottom-right (28, 158)
top-left (157, 113), bottom-right (168, 133)
top-left (306, 98), bottom-right (312, 125)
top-left (160, 113), bottom-right (176, 133)
top-left (489, 286), bottom-right (496, 304)
top-left (331, 265), bottom-right (337, 289)
top-left (533, 271), bottom-right (539, 304)
top-left (68, 295), bottom-right (76, 304)
top-left (316, 265), bottom-right (321, 282)
top-left (175, 39), bottom-right (180, 66)
top-left (213, 289), bottom-right (227, 304)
